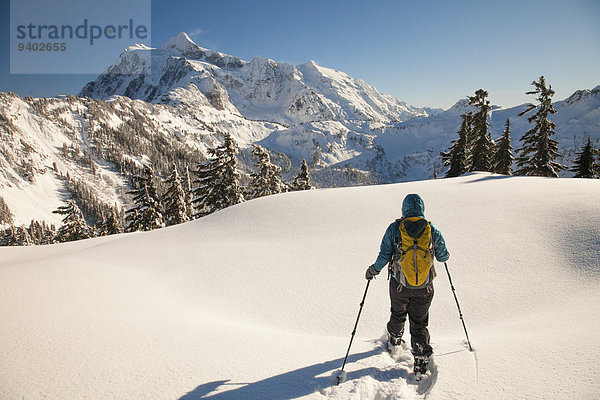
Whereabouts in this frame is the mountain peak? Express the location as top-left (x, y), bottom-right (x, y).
top-left (563, 85), bottom-right (600, 106)
top-left (447, 98), bottom-right (472, 114)
top-left (175, 31), bottom-right (193, 42)
top-left (161, 32), bottom-right (205, 54)
top-left (159, 32), bottom-right (245, 68)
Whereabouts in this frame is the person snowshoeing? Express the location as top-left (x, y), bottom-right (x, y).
top-left (365, 193), bottom-right (449, 376)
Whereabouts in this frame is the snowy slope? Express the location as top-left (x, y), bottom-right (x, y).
top-left (0, 92), bottom-right (281, 226)
top-left (1, 173), bottom-right (599, 399)
top-left (0, 93), bottom-right (127, 226)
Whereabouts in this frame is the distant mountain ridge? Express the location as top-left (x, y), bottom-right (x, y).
top-left (0, 32), bottom-right (599, 226)
top-left (80, 32), bottom-right (428, 126)
top-left (79, 32), bottom-right (600, 181)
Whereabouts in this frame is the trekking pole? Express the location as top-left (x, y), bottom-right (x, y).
top-left (444, 262), bottom-right (473, 352)
top-left (336, 279), bottom-right (371, 385)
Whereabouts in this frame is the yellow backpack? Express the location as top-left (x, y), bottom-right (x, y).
top-left (390, 217), bottom-right (435, 287)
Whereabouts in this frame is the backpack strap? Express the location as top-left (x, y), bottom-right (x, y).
top-left (388, 218), bottom-right (405, 279)
top-left (425, 220), bottom-right (434, 258)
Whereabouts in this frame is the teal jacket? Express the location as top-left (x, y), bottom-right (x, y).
top-left (373, 194), bottom-right (449, 273)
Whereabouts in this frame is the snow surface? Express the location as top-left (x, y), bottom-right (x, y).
top-left (1, 173), bottom-right (599, 399)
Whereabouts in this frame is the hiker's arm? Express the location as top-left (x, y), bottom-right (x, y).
top-left (430, 224), bottom-right (450, 262)
top-left (373, 223), bottom-right (396, 272)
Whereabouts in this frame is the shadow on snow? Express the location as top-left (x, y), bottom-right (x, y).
top-left (178, 349), bottom-right (382, 400)
top-left (460, 173), bottom-right (514, 183)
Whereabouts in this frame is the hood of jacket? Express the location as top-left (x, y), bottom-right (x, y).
top-left (402, 194), bottom-right (425, 218)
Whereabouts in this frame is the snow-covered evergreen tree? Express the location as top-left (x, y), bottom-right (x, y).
top-left (516, 76), bottom-right (565, 177)
top-left (184, 166), bottom-right (195, 220)
top-left (19, 226), bottom-right (33, 245)
top-left (163, 163), bottom-right (190, 226)
top-left (468, 89), bottom-right (494, 172)
top-left (1, 225), bottom-right (17, 246)
top-left (192, 133), bottom-right (244, 217)
top-left (248, 145), bottom-right (286, 199)
top-left (442, 113), bottom-right (471, 178)
top-left (493, 119), bottom-right (514, 175)
top-left (53, 200), bottom-right (95, 242)
top-left (1, 220), bottom-right (56, 246)
top-left (290, 159), bottom-right (314, 191)
top-left (570, 137), bottom-right (599, 178)
top-left (0, 196), bottom-right (14, 225)
top-left (2, 225), bottom-right (32, 246)
top-left (125, 165), bottom-right (165, 232)
top-left (27, 220), bottom-right (42, 244)
top-left (98, 209), bottom-right (123, 236)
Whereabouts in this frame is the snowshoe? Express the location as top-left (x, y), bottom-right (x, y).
top-left (413, 354), bottom-right (429, 381)
top-left (411, 343), bottom-right (431, 381)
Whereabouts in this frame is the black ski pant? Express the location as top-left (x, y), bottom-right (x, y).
top-left (387, 277), bottom-right (434, 356)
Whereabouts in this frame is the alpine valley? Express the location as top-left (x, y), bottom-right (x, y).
top-left (1, 32), bottom-right (599, 225)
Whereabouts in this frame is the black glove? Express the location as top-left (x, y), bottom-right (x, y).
top-left (365, 264), bottom-right (379, 280)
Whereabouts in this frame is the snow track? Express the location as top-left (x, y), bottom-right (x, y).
top-left (320, 340), bottom-right (453, 400)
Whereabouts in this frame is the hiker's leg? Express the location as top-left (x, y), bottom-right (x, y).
top-left (387, 278), bottom-right (409, 336)
top-left (407, 284), bottom-right (434, 356)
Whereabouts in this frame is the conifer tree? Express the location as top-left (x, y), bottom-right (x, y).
top-left (4, 225), bottom-right (33, 246)
top-left (163, 163), bottom-right (190, 226)
top-left (28, 220), bottom-right (42, 244)
top-left (248, 145), bottom-right (286, 199)
top-left (570, 137), bottom-right (599, 178)
top-left (493, 119), bottom-right (514, 175)
top-left (0, 196), bottom-right (14, 225)
top-left (516, 76), bottom-right (565, 177)
top-left (441, 113), bottom-right (471, 178)
top-left (1, 225), bottom-right (17, 246)
top-left (18, 226), bottom-right (33, 246)
top-left (290, 159), bottom-right (314, 191)
top-left (53, 200), bottom-right (94, 242)
top-left (183, 166), bottom-right (195, 220)
top-left (468, 89), bottom-right (494, 172)
top-left (192, 133), bottom-right (244, 217)
top-left (42, 222), bottom-right (57, 244)
top-left (98, 209), bottom-right (123, 236)
top-left (125, 165), bottom-right (165, 232)
top-left (3, 226), bottom-right (33, 246)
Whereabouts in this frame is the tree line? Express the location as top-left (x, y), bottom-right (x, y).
top-left (0, 135), bottom-right (313, 245)
top-left (442, 76), bottom-right (599, 178)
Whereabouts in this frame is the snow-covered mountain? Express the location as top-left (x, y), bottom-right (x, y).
top-left (80, 32), bottom-right (427, 126)
top-left (1, 32), bottom-right (599, 226)
top-left (80, 32), bottom-right (600, 178)
top-left (0, 91), bottom-right (280, 226)
top-left (368, 86), bottom-right (600, 180)
top-left (1, 173), bottom-right (599, 399)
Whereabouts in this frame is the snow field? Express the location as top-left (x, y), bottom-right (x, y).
top-left (0, 172), bottom-right (599, 399)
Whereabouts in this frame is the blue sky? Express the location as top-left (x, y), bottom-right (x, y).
top-left (1, 0), bottom-right (599, 109)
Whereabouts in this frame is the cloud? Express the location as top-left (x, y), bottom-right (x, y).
top-left (188, 27), bottom-right (205, 38)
